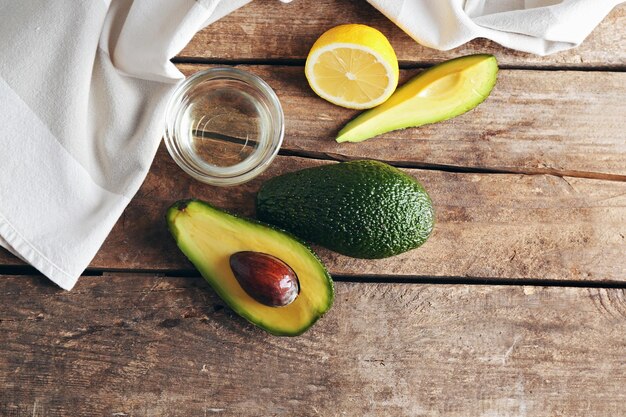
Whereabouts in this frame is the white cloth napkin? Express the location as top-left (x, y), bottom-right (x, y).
top-left (367, 0), bottom-right (624, 55)
top-left (0, 0), bottom-right (250, 290)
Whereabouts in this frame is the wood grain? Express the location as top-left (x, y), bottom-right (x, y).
top-left (98, 153), bottom-right (626, 282)
top-left (1, 2), bottom-right (624, 414)
top-left (4, 153), bottom-right (624, 282)
top-left (180, 0), bottom-right (626, 69)
top-left (1, 274), bottom-right (625, 416)
top-left (176, 64), bottom-right (626, 179)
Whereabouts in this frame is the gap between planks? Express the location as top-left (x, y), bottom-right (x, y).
top-left (2, 266), bottom-right (626, 290)
top-left (170, 56), bottom-right (626, 73)
top-left (167, 128), bottom-right (626, 181)
top-left (277, 149), bottom-right (626, 182)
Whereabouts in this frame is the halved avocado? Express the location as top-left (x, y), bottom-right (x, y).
top-left (336, 54), bottom-right (498, 143)
top-left (167, 199), bottom-right (334, 336)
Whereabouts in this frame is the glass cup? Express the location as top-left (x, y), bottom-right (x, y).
top-left (164, 67), bottom-right (284, 186)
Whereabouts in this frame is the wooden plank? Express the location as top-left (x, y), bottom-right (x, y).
top-left (177, 64), bottom-right (626, 179)
top-left (4, 152), bottom-right (624, 282)
top-left (180, 0), bottom-right (626, 69)
top-left (95, 154), bottom-right (626, 282)
top-left (1, 274), bottom-right (625, 416)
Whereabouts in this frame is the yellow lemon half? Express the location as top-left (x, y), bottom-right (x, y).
top-left (305, 24), bottom-right (399, 109)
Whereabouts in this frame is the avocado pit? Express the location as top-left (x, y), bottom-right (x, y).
top-left (229, 251), bottom-right (300, 307)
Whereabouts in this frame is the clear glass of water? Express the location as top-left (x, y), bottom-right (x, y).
top-left (164, 67), bottom-right (284, 186)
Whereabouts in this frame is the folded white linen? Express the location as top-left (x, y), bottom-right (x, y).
top-left (0, 0), bottom-right (250, 290)
top-left (367, 0), bottom-right (624, 55)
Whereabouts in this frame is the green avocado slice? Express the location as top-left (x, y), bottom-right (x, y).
top-left (167, 199), bottom-right (334, 336)
top-left (336, 54), bottom-right (498, 143)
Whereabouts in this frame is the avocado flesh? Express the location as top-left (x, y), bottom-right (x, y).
top-left (336, 54), bottom-right (498, 143)
top-left (167, 200), bottom-right (334, 336)
top-left (256, 160), bottom-right (434, 259)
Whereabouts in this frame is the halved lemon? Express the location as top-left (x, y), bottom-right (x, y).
top-left (305, 24), bottom-right (399, 109)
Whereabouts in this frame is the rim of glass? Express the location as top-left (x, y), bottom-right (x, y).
top-left (164, 67), bottom-right (285, 186)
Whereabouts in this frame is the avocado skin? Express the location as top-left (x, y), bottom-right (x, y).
top-left (256, 161), bottom-right (434, 259)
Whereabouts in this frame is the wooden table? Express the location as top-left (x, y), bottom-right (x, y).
top-left (2, 2), bottom-right (625, 416)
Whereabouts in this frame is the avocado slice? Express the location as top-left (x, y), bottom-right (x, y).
top-left (256, 160), bottom-right (434, 259)
top-left (336, 54), bottom-right (498, 143)
top-left (167, 199), bottom-right (334, 336)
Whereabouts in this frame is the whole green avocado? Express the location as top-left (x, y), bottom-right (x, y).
top-left (256, 160), bottom-right (434, 259)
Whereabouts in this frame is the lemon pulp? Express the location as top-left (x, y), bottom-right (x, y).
top-left (305, 24), bottom-right (399, 109)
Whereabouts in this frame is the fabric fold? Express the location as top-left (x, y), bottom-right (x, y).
top-left (0, 0), bottom-right (251, 290)
top-left (367, 0), bottom-right (624, 55)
